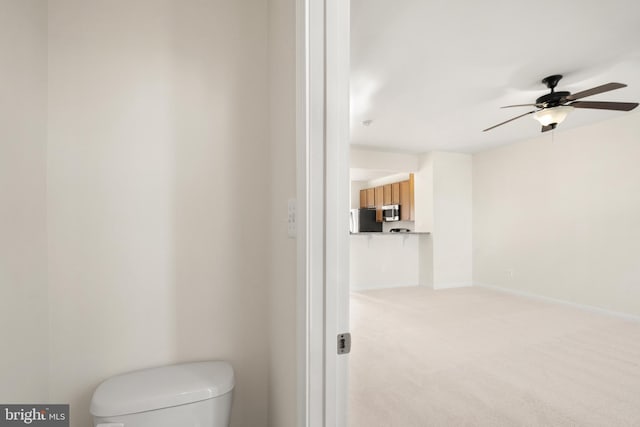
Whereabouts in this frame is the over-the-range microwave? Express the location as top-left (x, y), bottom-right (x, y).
top-left (382, 204), bottom-right (400, 222)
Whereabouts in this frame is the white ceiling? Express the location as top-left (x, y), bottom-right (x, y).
top-left (350, 0), bottom-right (640, 154)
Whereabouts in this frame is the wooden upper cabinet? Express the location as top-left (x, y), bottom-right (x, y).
top-left (391, 182), bottom-right (400, 204)
top-left (400, 180), bottom-right (411, 221)
top-left (366, 188), bottom-right (375, 208)
top-left (409, 173), bottom-right (415, 220)
top-left (383, 184), bottom-right (392, 206)
top-left (374, 186), bottom-right (384, 222)
top-left (360, 174), bottom-right (414, 222)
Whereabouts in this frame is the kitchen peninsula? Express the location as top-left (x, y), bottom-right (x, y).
top-left (350, 231), bottom-right (432, 291)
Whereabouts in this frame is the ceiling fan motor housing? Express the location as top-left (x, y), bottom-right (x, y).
top-left (536, 91), bottom-right (570, 107)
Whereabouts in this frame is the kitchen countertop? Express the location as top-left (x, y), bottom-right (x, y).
top-left (350, 231), bottom-right (430, 235)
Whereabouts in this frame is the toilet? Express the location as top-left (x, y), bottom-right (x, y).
top-left (90, 361), bottom-right (234, 427)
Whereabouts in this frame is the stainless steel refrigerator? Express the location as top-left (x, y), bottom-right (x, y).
top-left (349, 208), bottom-right (382, 233)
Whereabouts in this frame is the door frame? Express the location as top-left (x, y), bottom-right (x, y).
top-left (296, 0), bottom-right (350, 426)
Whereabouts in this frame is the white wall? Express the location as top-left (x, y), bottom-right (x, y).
top-left (267, 0), bottom-right (298, 424)
top-left (474, 113), bottom-right (640, 316)
top-left (366, 172), bottom-right (412, 188)
top-left (351, 181), bottom-right (366, 209)
top-left (350, 147), bottom-right (418, 171)
top-left (46, 1), bottom-right (269, 426)
top-left (0, 0), bottom-right (48, 402)
top-left (414, 153), bottom-right (433, 232)
top-left (432, 152), bottom-right (473, 288)
top-left (412, 152), bottom-right (472, 288)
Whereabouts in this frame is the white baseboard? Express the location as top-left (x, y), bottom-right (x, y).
top-left (475, 282), bottom-right (640, 322)
top-left (350, 283), bottom-right (420, 292)
top-left (433, 281), bottom-right (473, 290)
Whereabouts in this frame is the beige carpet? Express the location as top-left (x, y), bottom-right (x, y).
top-left (349, 286), bottom-right (640, 427)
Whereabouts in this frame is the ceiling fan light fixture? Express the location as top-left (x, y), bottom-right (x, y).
top-left (532, 105), bottom-right (574, 127)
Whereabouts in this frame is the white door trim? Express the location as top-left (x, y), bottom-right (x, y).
top-left (296, 0), bottom-right (326, 425)
top-left (324, 0), bottom-right (351, 425)
top-left (295, 0), bottom-right (323, 424)
top-left (296, 0), bottom-right (350, 426)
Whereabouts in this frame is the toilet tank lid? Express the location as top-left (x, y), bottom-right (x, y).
top-left (90, 361), bottom-right (234, 417)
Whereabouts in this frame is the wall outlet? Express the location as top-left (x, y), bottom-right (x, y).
top-left (287, 198), bottom-right (296, 238)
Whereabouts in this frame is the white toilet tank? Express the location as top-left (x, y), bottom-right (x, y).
top-left (90, 361), bottom-right (234, 427)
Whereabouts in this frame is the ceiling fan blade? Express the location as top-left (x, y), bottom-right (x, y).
top-left (570, 101), bottom-right (639, 111)
top-left (541, 124), bottom-right (555, 132)
top-left (483, 110), bottom-right (536, 132)
top-left (500, 103), bottom-right (543, 109)
top-left (565, 82), bottom-right (626, 101)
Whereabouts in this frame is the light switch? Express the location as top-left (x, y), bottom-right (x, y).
top-left (288, 198), bottom-right (296, 238)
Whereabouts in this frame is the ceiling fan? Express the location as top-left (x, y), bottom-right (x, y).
top-left (483, 74), bottom-right (639, 133)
